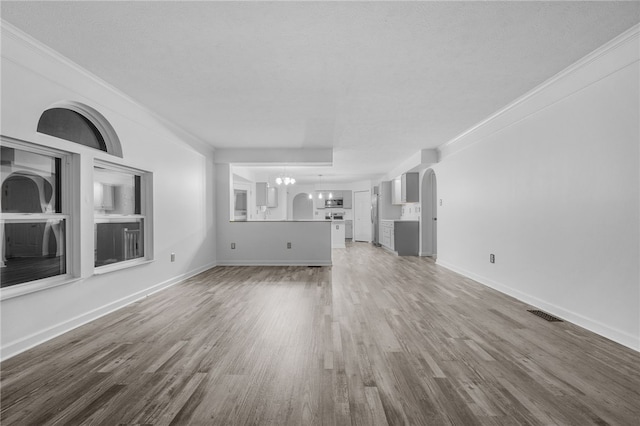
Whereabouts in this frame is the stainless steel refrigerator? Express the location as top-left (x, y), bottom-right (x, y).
top-left (371, 186), bottom-right (380, 246)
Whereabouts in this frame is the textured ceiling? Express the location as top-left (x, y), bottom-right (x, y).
top-left (2, 1), bottom-right (639, 184)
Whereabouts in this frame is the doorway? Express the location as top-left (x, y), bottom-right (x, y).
top-left (421, 169), bottom-right (437, 257)
top-left (354, 190), bottom-right (371, 242)
top-left (292, 193), bottom-right (313, 220)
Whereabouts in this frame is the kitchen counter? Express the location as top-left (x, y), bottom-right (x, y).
top-left (379, 220), bottom-right (419, 256)
top-left (331, 220), bottom-right (346, 248)
top-left (230, 220), bottom-right (327, 222)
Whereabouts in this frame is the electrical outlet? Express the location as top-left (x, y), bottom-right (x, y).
top-left (287, 242), bottom-right (292, 249)
top-left (231, 243), bottom-right (236, 249)
top-left (171, 253), bottom-right (175, 262)
top-left (439, 199), bottom-right (443, 206)
top-left (490, 254), bottom-right (495, 263)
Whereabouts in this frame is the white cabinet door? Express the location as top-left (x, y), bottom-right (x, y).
top-left (380, 221), bottom-right (395, 250)
top-left (391, 178), bottom-right (402, 205)
top-left (256, 182), bottom-right (268, 206)
top-left (267, 186), bottom-right (278, 208)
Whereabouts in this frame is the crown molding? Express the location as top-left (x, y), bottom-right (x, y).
top-left (437, 23), bottom-right (640, 159)
top-left (1, 20), bottom-right (214, 156)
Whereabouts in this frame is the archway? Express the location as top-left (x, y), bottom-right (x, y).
top-left (420, 169), bottom-right (437, 257)
top-left (292, 193), bottom-right (313, 220)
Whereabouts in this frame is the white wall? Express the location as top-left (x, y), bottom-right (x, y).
top-left (434, 26), bottom-right (639, 350)
top-left (0, 24), bottom-right (216, 360)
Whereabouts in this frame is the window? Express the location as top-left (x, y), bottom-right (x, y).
top-left (37, 102), bottom-right (124, 158)
top-left (1, 142), bottom-right (70, 288)
top-left (38, 108), bottom-right (107, 151)
top-left (94, 163), bottom-right (151, 270)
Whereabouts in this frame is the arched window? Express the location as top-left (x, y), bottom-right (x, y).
top-left (37, 108), bottom-right (107, 151)
top-left (36, 102), bottom-right (123, 157)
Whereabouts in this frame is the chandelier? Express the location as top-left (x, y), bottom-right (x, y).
top-left (275, 175), bottom-right (295, 185)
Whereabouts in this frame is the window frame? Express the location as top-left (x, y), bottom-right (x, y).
top-left (93, 160), bottom-right (153, 275)
top-left (0, 136), bottom-right (77, 300)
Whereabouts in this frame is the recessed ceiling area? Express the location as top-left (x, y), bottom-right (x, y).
top-left (2, 1), bottom-right (639, 184)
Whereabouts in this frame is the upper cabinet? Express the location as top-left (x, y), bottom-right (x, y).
top-left (391, 178), bottom-right (402, 205)
top-left (267, 186), bottom-right (278, 208)
top-left (391, 173), bottom-right (419, 204)
top-left (401, 172), bottom-right (419, 203)
top-left (343, 190), bottom-right (352, 209)
top-left (255, 182), bottom-right (268, 206)
top-left (256, 182), bottom-right (278, 208)
top-left (314, 192), bottom-right (325, 209)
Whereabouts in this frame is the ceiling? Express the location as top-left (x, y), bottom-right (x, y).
top-left (2, 1), bottom-right (639, 184)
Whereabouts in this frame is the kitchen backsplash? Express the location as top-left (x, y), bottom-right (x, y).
top-left (401, 203), bottom-right (420, 221)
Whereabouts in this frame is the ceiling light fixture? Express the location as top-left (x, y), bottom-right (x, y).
top-left (275, 169), bottom-right (295, 186)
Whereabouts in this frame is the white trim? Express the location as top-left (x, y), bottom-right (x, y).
top-left (41, 101), bottom-right (124, 158)
top-left (0, 137), bottom-right (76, 296)
top-left (0, 261), bottom-right (217, 361)
top-left (216, 260), bottom-right (332, 266)
top-left (436, 259), bottom-right (640, 352)
top-left (0, 276), bottom-right (80, 301)
top-left (437, 23), bottom-right (640, 159)
top-left (93, 159), bottom-right (154, 269)
top-left (93, 258), bottom-right (154, 275)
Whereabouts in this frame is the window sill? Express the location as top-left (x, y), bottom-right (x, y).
top-left (93, 258), bottom-right (154, 275)
top-left (0, 275), bottom-right (82, 301)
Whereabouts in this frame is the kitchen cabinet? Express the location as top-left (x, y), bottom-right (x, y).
top-left (267, 186), bottom-right (278, 208)
top-left (394, 221), bottom-right (419, 255)
top-left (343, 190), bottom-right (352, 209)
top-left (314, 192), bottom-right (325, 209)
top-left (331, 221), bottom-right (346, 248)
top-left (380, 220), bottom-right (395, 251)
top-left (345, 220), bottom-right (353, 239)
top-left (391, 178), bottom-right (402, 205)
top-left (256, 182), bottom-right (268, 206)
top-left (401, 173), bottom-right (419, 203)
top-left (380, 220), bottom-right (418, 255)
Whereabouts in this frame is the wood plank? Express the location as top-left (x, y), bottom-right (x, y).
top-left (2, 242), bottom-right (639, 425)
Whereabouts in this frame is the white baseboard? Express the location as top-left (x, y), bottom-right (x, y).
top-left (1, 261), bottom-right (217, 361)
top-left (216, 260), bottom-right (332, 266)
top-left (436, 259), bottom-right (640, 352)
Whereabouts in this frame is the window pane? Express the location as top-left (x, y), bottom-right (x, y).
top-left (1, 147), bottom-right (60, 213)
top-left (37, 108), bottom-right (107, 151)
top-left (1, 219), bottom-right (66, 287)
top-left (95, 219), bottom-right (144, 267)
top-left (94, 167), bottom-right (139, 215)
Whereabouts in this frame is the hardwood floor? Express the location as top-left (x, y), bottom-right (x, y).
top-left (2, 242), bottom-right (639, 425)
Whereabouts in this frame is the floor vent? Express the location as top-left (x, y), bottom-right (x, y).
top-left (528, 310), bottom-right (563, 322)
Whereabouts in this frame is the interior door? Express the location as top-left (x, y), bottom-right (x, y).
top-left (354, 190), bottom-right (371, 242)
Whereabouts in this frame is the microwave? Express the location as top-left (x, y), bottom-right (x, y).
top-left (325, 198), bottom-right (343, 208)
